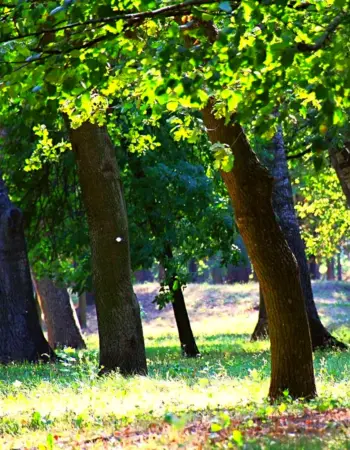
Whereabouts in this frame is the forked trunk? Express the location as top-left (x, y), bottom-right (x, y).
top-left (202, 105), bottom-right (316, 400)
top-left (264, 131), bottom-right (346, 350)
top-left (251, 286), bottom-right (268, 341)
top-left (68, 121), bottom-right (147, 376)
top-left (0, 175), bottom-right (54, 363)
top-left (34, 278), bottom-right (86, 350)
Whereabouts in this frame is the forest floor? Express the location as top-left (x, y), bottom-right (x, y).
top-left (0, 281), bottom-right (349, 449)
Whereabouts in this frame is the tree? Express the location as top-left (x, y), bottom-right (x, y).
top-left (34, 277), bottom-right (86, 350)
top-left (0, 173), bottom-right (54, 363)
top-left (68, 120), bottom-right (147, 375)
top-left (122, 128), bottom-right (237, 357)
top-left (2, 0), bottom-right (348, 398)
top-left (252, 130), bottom-right (347, 349)
top-left (202, 104), bottom-right (316, 401)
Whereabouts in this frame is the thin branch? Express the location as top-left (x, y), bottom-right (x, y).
top-left (297, 13), bottom-right (347, 52)
top-left (286, 148), bottom-right (312, 160)
top-left (0, 0), bottom-right (229, 44)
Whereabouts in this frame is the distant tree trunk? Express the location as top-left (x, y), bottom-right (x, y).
top-left (251, 286), bottom-right (268, 341)
top-left (327, 258), bottom-right (335, 281)
top-left (266, 130), bottom-right (346, 350)
top-left (78, 293), bottom-right (87, 329)
top-left (34, 278), bottom-right (86, 350)
top-left (68, 121), bottom-right (147, 376)
top-left (337, 253), bottom-right (342, 281)
top-left (188, 259), bottom-right (198, 282)
top-left (202, 104), bottom-right (316, 400)
top-left (164, 247), bottom-right (200, 357)
top-left (329, 146), bottom-right (350, 208)
top-left (0, 175), bottom-right (54, 363)
top-left (211, 267), bottom-right (223, 284)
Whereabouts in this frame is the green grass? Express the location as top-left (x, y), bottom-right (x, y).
top-left (0, 282), bottom-right (349, 449)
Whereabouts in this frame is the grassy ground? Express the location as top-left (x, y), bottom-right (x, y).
top-left (0, 281), bottom-right (349, 449)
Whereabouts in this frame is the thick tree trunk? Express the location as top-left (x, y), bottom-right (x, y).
top-left (329, 146), bottom-right (350, 208)
top-left (0, 175), bottom-right (54, 363)
top-left (202, 105), bottom-right (316, 400)
top-left (165, 247), bottom-right (200, 357)
top-left (34, 278), bottom-right (86, 350)
top-left (68, 121), bottom-right (147, 376)
top-left (267, 131), bottom-right (346, 350)
top-left (251, 286), bottom-right (268, 341)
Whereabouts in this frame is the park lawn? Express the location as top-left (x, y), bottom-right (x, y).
top-left (0, 282), bottom-right (349, 449)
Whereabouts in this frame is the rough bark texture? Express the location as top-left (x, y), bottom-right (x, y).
top-left (0, 175), bottom-right (54, 363)
top-left (268, 131), bottom-right (346, 350)
top-left (251, 286), bottom-right (268, 341)
top-left (329, 146), bottom-right (350, 208)
top-left (34, 278), bottom-right (86, 349)
top-left (202, 105), bottom-right (316, 400)
top-left (68, 121), bottom-right (147, 376)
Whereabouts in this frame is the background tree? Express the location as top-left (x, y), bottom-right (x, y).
top-left (0, 173), bottom-right (54, 363)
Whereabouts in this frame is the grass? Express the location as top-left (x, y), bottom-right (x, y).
top-left (0, 281), bottom-right (349, 449)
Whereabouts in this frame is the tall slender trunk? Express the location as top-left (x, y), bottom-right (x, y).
top-left (251, 286), bottom-right (268, 341)
top-left (337, 253), bottom-right (342, 281)
top-left (0, 174), bottom-right (54, 363)
top-left (68, 121), bottom-right (147, 376)
top-left (263, 131), bottom-right (346, 350)
top-left (327, 258), bottom-right (335, 281)
top-left (34, 278), bottom-right (86, 350)
top-left (202, 105), bottom-right (316, 400)
top-left (164, 247), bottom-right (200, 357)
top-left (130, 160), bottom-right (199, 357)
top-left (329, 146), bottom-right (350, 208)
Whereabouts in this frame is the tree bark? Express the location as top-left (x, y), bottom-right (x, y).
top-left (329, 146), bottom-right (350, 208)
top-left (202, 105), bottom-right (316, 400)
top-left (165, 247), bottom-right (200, 357)
top-left (78, 293), bottom-right (87, 329)
top-left (251, 286), bottom-right (268, 341)
top-left (266, 131), bottom-right (346, 350)
top-left (337, 252), bottom-right (342, 281)
top-left (34, 278), bottom-right (86, 350)
top-left (68, 121), bottom-right (147, 376)
top-left (0, 175), bottom-right (54, 363)
top-left (326, 258), bottom-right (335, 281)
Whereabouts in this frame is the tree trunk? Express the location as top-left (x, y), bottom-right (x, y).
top-left (78, 293), bottom-right (87, 329)
top-left (329, 146), bottom-right (350, 208)
top-left (251, 286), bottom-right (268, 341)
top-left (202, 104), bottom-right (316, 400)
top-left (68, 121), bottom-right (147, 376)
top-left (327, 258), bottom-right (335, 281)
top-left (337, 252), bottom-right (342, 281)
top-left (34, 278), bottom-right (86, 349)
top-left (267, 131), bottom-right (346, 350)
top-left (0, 175), bottom-right (54, 363)
top-left (165, 247), bottom-right (200, 357)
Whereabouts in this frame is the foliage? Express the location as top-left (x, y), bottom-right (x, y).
top-left (294, 160), bottom-right (350, 259)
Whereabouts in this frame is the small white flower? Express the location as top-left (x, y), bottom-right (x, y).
top-left (116, 237), bottom-right (123, 242)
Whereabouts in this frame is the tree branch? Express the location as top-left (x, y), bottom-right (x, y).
top-left (0, 0), bottom-right (235, 44)
top-left (297, 12), bottom-right (347, 52)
